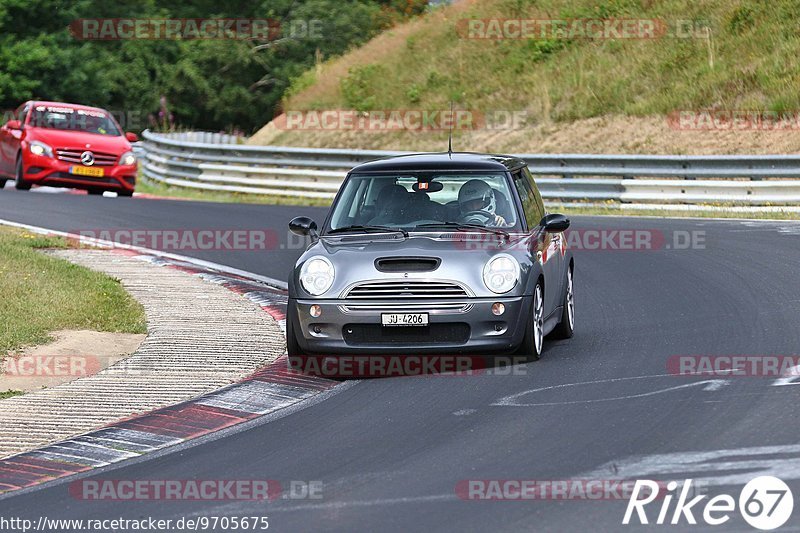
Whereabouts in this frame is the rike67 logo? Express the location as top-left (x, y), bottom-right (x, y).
top-left (624, 476), bottom-right (793, 530)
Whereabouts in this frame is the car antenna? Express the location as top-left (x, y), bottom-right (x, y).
top-left (447, 101), bottom-right (454, 158)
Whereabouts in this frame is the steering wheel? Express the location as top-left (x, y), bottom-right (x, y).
top-left (461, 210), bottom-right (493, 225)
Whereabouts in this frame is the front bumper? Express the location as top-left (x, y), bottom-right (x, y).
top-left (291, 296), bottom-right (532, 354)
top-left (24, 153), bottom-right (136, 191)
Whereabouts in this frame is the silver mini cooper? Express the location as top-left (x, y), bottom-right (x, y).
top-left (286, 153), bottom-right (574, 363)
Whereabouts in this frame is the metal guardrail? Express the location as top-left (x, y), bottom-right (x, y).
top-left (139, 130), bottom-right (800, 207)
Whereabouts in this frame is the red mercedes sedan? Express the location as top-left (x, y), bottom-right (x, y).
top-left (0, 101), bottom-right (139, 196)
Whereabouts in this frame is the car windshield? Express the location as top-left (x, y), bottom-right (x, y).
top-left (29, 105), bottom-right (121, 136)
top-left (327, 173), bottom-right (521, 232)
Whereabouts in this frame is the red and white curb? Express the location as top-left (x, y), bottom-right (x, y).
top-left (0, 352), bottom-right (335, 493)
top-left (0, 229), bottom-right (335, 495)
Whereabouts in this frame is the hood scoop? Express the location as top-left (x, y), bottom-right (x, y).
top-left (375, 256), bottom-right (441, 273)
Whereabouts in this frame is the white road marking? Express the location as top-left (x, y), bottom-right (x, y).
top-left (578, 444), bottom-right (800, 487)
top-left (738, 221), bottom-right (800, 235)
top-left (30, 186), bottom-right (69, 194)
top-left (492, 375), bottom-right (729, 407)
top-left (772, 364), bottom-right (800, 386)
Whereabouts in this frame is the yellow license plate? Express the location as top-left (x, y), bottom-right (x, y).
top-left (70, 166), bottom-right (104, 177)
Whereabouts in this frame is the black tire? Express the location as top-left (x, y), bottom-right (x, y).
top-left (118, 190), bottom-right (134, 197)
top-left (14, 157), bottom-right (31, 190)
top-left (516, 281), bottom-right (544, 362)
top-left (0, 178), bottom-right (7, 189)
top-left (551, 267), bottom-right (575, 339)
top-left (87, 188), bottom-right (104, 195)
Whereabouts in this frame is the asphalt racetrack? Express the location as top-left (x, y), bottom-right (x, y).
top-left (1, 189), bottom-right (800, 531)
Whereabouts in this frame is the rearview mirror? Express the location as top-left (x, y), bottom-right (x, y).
top-left (539, 213), bottom-right (570, 233)
top-left (4, 120), bottom-right (21, 130)
top-left (125, 132), bottom-right (139, 142)
top-left (289, 216), bottom-right (318, 237)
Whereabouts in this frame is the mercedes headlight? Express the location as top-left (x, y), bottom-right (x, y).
top-left (300, 256), bottom-right (335, 296)
top-left (119, 151), bottom-right (136, 166)
top-left (29, 141), bottom-right (53, 158)
top-left (483, 254), bottom-right (520, 294)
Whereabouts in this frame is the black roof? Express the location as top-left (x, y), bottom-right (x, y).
top-left (350, 152), bottom-right (527, 173)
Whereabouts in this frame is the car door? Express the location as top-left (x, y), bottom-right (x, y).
top-left (0, 104), bottom-right (28, 177)
top-left (512, 167), bottom-right (562, 316)
top-left (0, 110), bottom-right (15, 176)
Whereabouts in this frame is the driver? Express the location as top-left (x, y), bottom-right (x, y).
top-left (457, 179), bottom-right (506, 226)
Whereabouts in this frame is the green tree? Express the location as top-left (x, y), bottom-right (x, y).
top-left (0, 0), bottom-right (426, 132)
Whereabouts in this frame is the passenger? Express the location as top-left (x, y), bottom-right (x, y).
top-left (369, 184), bottom-right (410, 225)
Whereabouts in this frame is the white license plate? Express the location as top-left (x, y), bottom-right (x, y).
top-left (381, 313), bottom-right (429, 327)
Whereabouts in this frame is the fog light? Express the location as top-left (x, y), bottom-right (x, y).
top-left (491, 302), bottom-right (505, 316)
top-left (309, 305), bottom-right (322, 318)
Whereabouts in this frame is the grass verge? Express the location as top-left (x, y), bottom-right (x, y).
top-left (557, 205), bottom-right (800, 220)
top-left (0, 227), bottom-right (147, 355)
top-left (136, 179), bottom-right (332, 207)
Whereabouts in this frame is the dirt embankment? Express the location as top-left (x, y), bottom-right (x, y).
top-left (250, 113), bottom-right (800, 156)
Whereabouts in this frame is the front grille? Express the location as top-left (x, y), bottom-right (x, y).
top-left (56, 149), bottom-right (119, 167)
top-left (343, 323), bottom-right (470, 345)
top-left (344, 280), bottom-right (470, 300)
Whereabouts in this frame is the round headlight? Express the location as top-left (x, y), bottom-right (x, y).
top-left (119, 151), bottom-right (136, 166)
top-left (300, 256), bottom-right (335, 296)
top-left (483, 254), bottom-right (520, 294)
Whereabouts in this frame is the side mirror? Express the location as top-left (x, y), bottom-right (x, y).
top-left (5, 120), bottom-right (21, 130)
top-left (539, 213), bottom-right (570, 233)
top-left (125, 132), bottom-right (139, 142)
top-left (289, 216), bottom-right (318, 237)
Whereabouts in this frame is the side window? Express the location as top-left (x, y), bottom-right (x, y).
top-left (522, 166), bottom-right (546, 218)
top-left (15, 104), bottom-right (29, 124)
top-left (512, 169), bottom-right (544, 229)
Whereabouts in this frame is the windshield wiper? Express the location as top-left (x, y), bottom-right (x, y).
top-left (326, 225), bottom-right (408, 237)
top-left (416, 222), bottom-right (509, 239)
